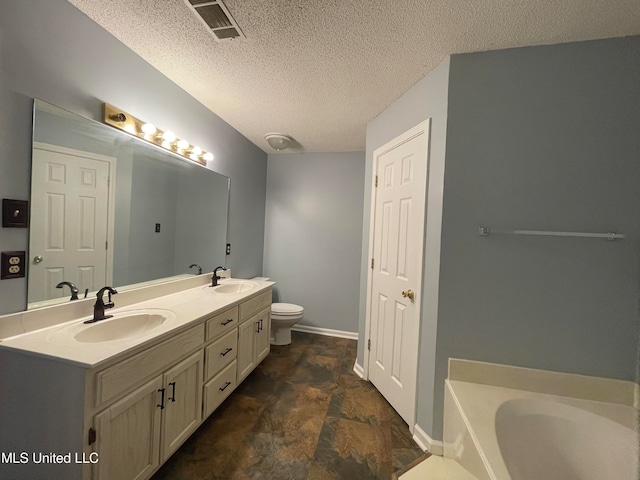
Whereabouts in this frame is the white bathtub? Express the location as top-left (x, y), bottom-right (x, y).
top-left (444, 378), bottom-right (638, 480)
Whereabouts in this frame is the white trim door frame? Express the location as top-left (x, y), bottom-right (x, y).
top-left (363, 120), bottom-right (431, 431)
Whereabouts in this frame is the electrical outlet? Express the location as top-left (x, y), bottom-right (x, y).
top-left (226, 243), bottom-right (231, 255)
top-left (1, 251), bottom-right (26, 279)
top-left (155, 223), bottom-right (161, 233)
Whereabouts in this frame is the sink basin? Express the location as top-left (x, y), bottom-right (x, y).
top-left (75, 313), bottom-right (168, 343)
top-left (209, 281), bottom-right (258, 294)
top-left (47, 309), bottom-right (176, 344)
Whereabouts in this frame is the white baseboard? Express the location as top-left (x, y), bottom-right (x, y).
top-left (413, 424), bottom-right (443, 456)
top-left (353, 361), bottom-right (364, 379)
top-left (291, 325), bottom-right (358, 340)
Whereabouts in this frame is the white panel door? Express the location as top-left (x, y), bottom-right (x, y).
top-left (368, 120), bottom-right (430, 426)
top-left (29, 144), bottom-right (113, 303)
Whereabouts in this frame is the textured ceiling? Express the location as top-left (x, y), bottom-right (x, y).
top-left (68, 0), bottom-right (640, 153)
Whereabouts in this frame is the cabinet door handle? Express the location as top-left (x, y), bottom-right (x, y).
top-left (221, 318), bottom-right (233, 326)
top-left (169, 382), bottom-right (176, 402)
top-left (157, 388), bottom-right (166, 409)
top-left (259, 318), bottom-right (263, 332)
top-left (255, 320), bottom-right (261, 333)
top-left (220, 347), bottom-right (233, 356)
top-left (219, 381), bottom-right (231, 392)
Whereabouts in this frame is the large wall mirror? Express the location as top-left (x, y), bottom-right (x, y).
top-left (28, 99), bottom-right (230, 309)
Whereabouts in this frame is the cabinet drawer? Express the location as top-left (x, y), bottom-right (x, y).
top-left (203, 360), bottom-right (237, 418)
top-left (239, 290), bottom-right (271, 323)
top-left (96, 324), bottom-right (204, 407)
top-left (205, 329), bottom-right (237, 380)
top-left (206, 306), bottom-right (238, 341)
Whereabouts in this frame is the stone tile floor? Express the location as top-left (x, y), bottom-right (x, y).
top-left (152, 331), bottom-right (426, 480)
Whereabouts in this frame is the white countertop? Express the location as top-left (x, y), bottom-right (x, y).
top-left (0, 278), bottom-right (274, 369)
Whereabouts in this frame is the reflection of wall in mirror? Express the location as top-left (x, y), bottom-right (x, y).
top-left (125, 152), bottom-right (179, 285)
top-left (174, 168), bottom-right (229, 276)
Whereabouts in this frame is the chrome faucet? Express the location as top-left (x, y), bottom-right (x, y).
top-left (86, 286), bottom-right (118, 323)
top-left (211, 266), bottom-right (227, 287)
top-left (189, 263), bottom-right (203, 275)
top-left (56, 281), bottom-right (79, 301)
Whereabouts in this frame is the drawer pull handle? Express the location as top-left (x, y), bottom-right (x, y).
top-left (157, 388), bottom-right (166, 409)
top-left (220, 348), bottom-right (233, 356)
top-left (219, 381), bottom-right (232, 392)
top-left (221, 319), bottom-right (234, 326)
top-left (169, 382), bottom-right (176, 402)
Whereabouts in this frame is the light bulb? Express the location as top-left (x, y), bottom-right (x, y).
top-left (141, 123), bottom-right (156, 135)
top-left (162, 131), bottom-right (176, 142)
top-left (203, 152), bottom-right (214, 161)
top-left (177, 139), bottom-right (189, 150)
top-left (192, 146), bottom-right (202, 155)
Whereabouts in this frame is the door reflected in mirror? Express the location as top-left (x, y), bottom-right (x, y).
top-left (28, 100), bottom-right (229, 309)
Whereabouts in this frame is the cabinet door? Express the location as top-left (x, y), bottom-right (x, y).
top-left (255, 308), bottom-right (271, 364)
top-left (93, 376), bottom-right (163, 480)
top-left (161, 350), bottom-right (204, 461)
top-left (237, 317), bottom-right (257, 382)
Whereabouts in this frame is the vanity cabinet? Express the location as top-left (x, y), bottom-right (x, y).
top-left (93, 376), bottom-right (163, 480)
top-left (159, 350), bottom-right (203, 460)
top-left (0, 284), bottom-right (272, 480)
top-left (93, 350), bottom-right (203, 480)
top-left (237, 306), bottom-right (271, 382)
top-left (91, 289), bottom-right (271, 480)
top-left (203, 309), bottom-right (239, 418)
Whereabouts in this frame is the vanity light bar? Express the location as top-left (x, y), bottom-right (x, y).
top-left (103, 103), bottom-right (214, 166)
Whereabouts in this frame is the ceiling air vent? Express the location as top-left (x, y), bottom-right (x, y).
top-left (185, 0), bottom-right (245, 42)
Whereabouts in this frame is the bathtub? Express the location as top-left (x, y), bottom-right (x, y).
top-left (443, 362), bottom-right (638, 480)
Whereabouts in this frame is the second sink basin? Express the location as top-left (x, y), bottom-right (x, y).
top-left (211, 281), bottom-right (258, 294)
top-left (203, 280), bottom-right (258, 293)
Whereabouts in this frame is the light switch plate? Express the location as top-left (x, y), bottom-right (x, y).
top-left (2, 199), bottom-right (29, 228)
top-left (1, 251), bottom-right (26, 279)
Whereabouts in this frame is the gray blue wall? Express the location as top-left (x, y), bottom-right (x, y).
top-left (432, 36), bottom-right (640, 439)
top-left (0, 0), bottom-right (267, 314)
top-left (263, 152), bottom-right (365, 333)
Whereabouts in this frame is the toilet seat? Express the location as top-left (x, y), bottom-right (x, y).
top-left (271, 303), bottom-right (304, 316)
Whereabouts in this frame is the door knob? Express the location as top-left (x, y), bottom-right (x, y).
top-left (402, 289), bottom-right (415, 300)
top-left (33, 255), bottom-right (44, 264)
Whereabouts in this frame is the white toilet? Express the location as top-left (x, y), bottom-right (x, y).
top-left (270, 303), bottom-right (304, 345)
